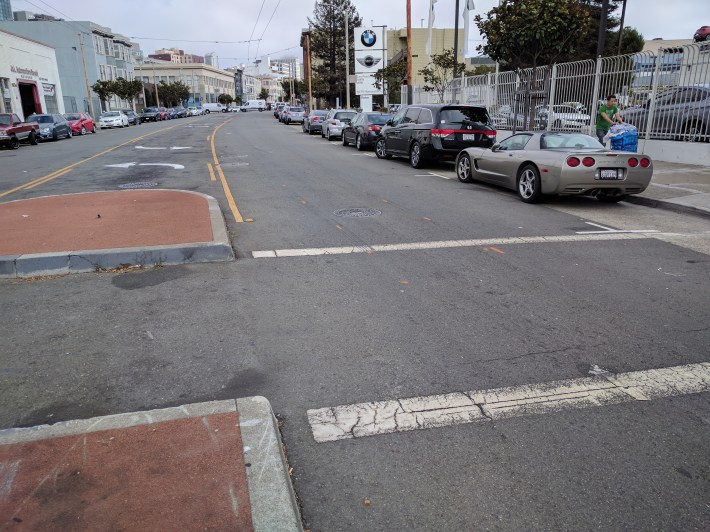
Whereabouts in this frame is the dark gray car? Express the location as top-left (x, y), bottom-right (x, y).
top-left (623, 85), bottom-right (710, 142)
top-left (303, 110), bottom-right (328, 134)
top-left (26, 113), bottom-right (72, 141)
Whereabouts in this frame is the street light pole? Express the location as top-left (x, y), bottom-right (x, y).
top-left (406, 0), bottom-right (412, 105)
top-left (596, 0), bottom-right (609, 57)
top-left (344, 12), bottom-right (350, 109)
top-left (616, 0), bottom-right (627, 56)
top-left (78, 32), bottom-right (96, 118)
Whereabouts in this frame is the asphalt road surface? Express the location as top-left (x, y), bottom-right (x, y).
top-left (1, 112), bottom-right (709, 530)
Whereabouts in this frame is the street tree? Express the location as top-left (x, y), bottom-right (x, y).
top-left (373, 59), bottom-right (407, 104)
top-left (476, 0), bottom-right (590, 127)
top-left (280, 79), bottom-right (308, 103)
top-left (418, 49), bottom-right (467, 103)
top-left (218, 93), bottom-right (234, 106)
top-left (158, 81), bottom-right (190, 107)
top-left (91, 80), bottom-right (114, 112)
top-left (608, 26), bottom-right (644, 56)
top-left (258, 88), bottom-right (270, 101)
top-left (307, 0), bottom-right (362, 107)
top-left (112, 78), bottom-right (143, 110)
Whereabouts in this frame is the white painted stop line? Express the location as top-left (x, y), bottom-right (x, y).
top-left (252, 232), bottom-right (650, 258)
top-left (307, 362), bottom-right (710, 443)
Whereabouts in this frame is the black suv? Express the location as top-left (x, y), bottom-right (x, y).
top-left (375, 104), bottom-right (496, 168)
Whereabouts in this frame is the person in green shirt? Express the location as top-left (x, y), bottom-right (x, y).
top-left (596, 95), bottom-right (623, 145)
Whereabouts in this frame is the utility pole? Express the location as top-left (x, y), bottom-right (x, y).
top-left (344, 12), bottom-right (350, 109)
top-left (153, 64), bottom-right (160, 106)
top-left (453, 0), bottom-right (460, 79)
top-left (406, 0), bottom-right (412, 105)
top-left (616, 0), bottom-right (627, 56)
top-left (596, 0), bottom-right (609, 57)
top-left (78, 33), bottom-right (96, 118)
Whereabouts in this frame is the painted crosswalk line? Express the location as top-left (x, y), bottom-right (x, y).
top-left (252, 232), bottom-right (650, 258)
top-left (307, 362), bottom-right (710, 443)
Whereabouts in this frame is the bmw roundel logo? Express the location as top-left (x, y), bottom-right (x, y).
top-left (361, 29), bottom-right (376, 47)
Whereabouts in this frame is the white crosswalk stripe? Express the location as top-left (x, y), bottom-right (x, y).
top-left (251, 232), bottom-right (650, 258)
top-left (307, 362), bottom-right (710, 443)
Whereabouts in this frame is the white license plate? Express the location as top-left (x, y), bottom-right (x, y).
top-left (462, 134), bottom-right (476, 140)
top-left (598, 169), bottom-right (620, 180)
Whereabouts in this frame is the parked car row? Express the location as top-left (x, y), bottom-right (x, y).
top-left (139, 106), bottom-right (196, 123)
top-left (278, 102), bottom-right (654, 204)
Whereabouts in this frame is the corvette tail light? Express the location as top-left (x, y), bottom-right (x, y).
top-left (640, 158), bottom-right (651, 168)
top-left (368, 125), bottom-right (381, 132)
top-left (582, 157), bottom-right (595, 167)
top-left (566, 157), bottom-right (581, 167)
top-left (628, 157), bottom-right (638, 167)
top-left (431, 129), bottom-right (455, 138)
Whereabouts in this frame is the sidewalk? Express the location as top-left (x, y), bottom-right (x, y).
top-left (0, 397), bottom-right (303, 531)
top-left (628, 160), bottom-right (710, 217)
top-left (0, 190), bottom-right (234, 278)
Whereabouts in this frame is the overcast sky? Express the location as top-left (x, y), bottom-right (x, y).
top-left (12, 0), bottom-right (705, 69)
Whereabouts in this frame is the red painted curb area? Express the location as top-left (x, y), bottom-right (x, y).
top-left (0, 190), bottom-right (214, 256)
top-left (0, 412), bottom-right (254, 531)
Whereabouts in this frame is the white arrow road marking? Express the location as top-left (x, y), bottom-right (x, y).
top-left (104, 163), bottom-right (184, 170)
top-left (251, 232), bottom-right (651, 258)
top-left (576, 221), bottom-right (659, 234)
top-left (140, 163), bottom-right (185, 170)
top-left (105, 162), bottom-right (137, 168)
top-left (170, 146), bottom-right (192, 150)
top-left (308, 362), bottom-right (710, 443)
top-left (184, 125), bottom-right (210, 128)
top-left (135, 146), bottom-right (166, 150)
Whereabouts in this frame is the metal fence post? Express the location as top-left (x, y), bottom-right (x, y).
top-left (546, 64), bottom-right (557, 131)
top-left (644, 49), bottom-right (663, 141)
top-left (589, 56), bottom-right (603, 136)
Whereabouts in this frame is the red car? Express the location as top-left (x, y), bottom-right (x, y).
top-left (64, 112), bottom-right (96, 135)
top-left (158, 107), bottom-right (169, 120)
top-left (694, 26), bottom-right (710, 42)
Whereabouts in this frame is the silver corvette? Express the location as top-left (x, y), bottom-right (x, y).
top-left (455, 131), bottom-right (653, 203)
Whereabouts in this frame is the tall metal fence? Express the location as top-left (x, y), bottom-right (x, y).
top-left (404, 41), bottom-right (710, 142)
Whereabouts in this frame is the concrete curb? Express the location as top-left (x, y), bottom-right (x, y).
top-left (0, 397), bottom-right (303, 532)
top-left (0, 191), bottom-right (234, 278)
top-left (237, 397), bottom-right (304, 532)
top-left (626, 194), bottom-right (710, 219)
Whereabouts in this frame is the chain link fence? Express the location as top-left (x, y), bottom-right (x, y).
top-left (404, 41), bottom-right (710, 143)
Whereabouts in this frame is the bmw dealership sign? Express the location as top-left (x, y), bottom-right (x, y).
top-left (354, 26), bottom-right (387, 96)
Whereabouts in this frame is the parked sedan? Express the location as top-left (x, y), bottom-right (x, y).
top-left (536, 105), bottom-right (591, 130)
top-left (322, 109), bottom-right (357, 140)
top-left (64, 112), bottom-right (96, 135)
top-left (341, 112), bottom-right (392, 150)
top-left (623, 85), bottom-right (710, 142)
top-left (283, 106), bottom-right (306, 124)
top-left (375, 104), bottom-right (496, 168)
top-left (26, 113), bottom-right (72, 141)
top-left (140, 107), bottom-right (161, 122)
top-left (455, 131), bottom-right (653, 203)
top-left (98, 110), bottom-right (129, 129)
top-left (122, 109), bottom-right (140, 126)
top-left (302, 110), bottom-right (328, 134)
top-left (171, 106), bottom-right (188, 118)
top-left (274, 103), bottom-right (286, 118)
top-left (158, 107), bottom-right (169, 120)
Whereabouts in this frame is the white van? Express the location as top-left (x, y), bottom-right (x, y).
top-left (240, 99), bottom-right (266, 112)
top-left (202, 102), bottom-right (225, 114)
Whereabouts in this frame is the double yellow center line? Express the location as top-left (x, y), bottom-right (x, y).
top-left (208, 118), bottom-right (244, 223)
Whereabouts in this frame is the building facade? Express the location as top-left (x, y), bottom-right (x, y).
top-left (0, 0), bottom-right (12, 21)
top-left (0, 19), bottom-right (137, 116)
top-left (148, 47), bottom-right (204, 64)
top-left (134, 61), bottom-right (236, 107)
top-left (0, 29), bottom-right (64, 119)
top-left (204, 52), bottom-right (218, 68)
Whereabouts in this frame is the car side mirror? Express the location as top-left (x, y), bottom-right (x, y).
top-left (491, 143), bottom-right (501, 152)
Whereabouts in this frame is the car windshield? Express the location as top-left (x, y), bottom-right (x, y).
top-left (367, 113), bottom-right (392, 125)
top-left (103, 112), bottom-right (120, 117)
top-left (65, 114), bottom-right (81, 120)
top-left (440, 107), bottom-right (492, 129)
top-left (334, 112), bottom-right (356, 120)
top-left (0, 115), bottom-right (11, 125)
top-left (312, 110), bottom-right (327, 116)
top-left (289, 107), bottom-right (304, 112)
top-left (144, 108), bottom-right (158, 113)
top-left (541, 133), bottom-right (604, 149)
top-left (28, 115), bottom-right (52, 123)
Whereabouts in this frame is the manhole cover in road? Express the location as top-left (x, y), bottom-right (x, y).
top-left (333, 208), bottom-right (381, 218)
top-left (118, 182), bottom-right (158, 189)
